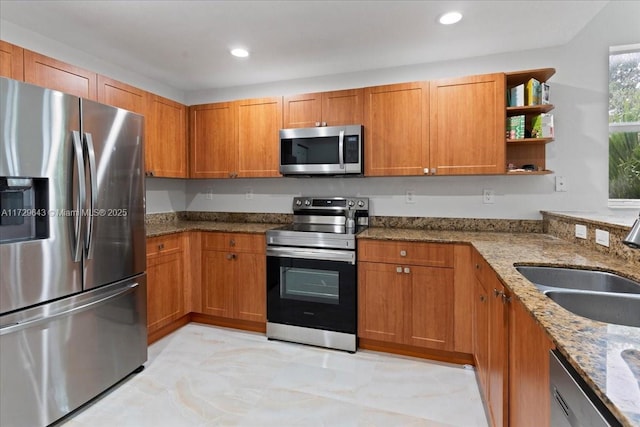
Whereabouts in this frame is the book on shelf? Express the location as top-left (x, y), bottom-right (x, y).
top-left (508, 84), bottom-right (524, 107)
top-left (531, 113), bottom-right (554, 138)
top-left (526, 78), bottom-right (541, 105)
top-left (507, 115), bottom-right (525, 139)
top-left (541, 82), bottom-right (550, 104)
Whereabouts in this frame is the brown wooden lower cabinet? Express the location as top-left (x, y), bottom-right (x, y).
top-left (509, 297), bottom-right (554, 427)
top-left (473, 249), bottom-right (554, 427)
top-left (146, 234), bottom-right (188, 343)
top-left (200, 232), bottom-right (266, 324)
top-left (358, 240), bottom-right (456, 353)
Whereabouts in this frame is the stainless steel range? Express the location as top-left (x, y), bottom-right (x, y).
top-left (266, 196), bottom-right (369, 352)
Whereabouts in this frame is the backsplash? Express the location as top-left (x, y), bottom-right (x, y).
top-left (543, 212), bottom-right (639, 265)
top-left (370, 216), bottom-right (543, 233)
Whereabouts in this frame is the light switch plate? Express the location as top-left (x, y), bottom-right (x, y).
top-left (575, 224), bottom-right (587, 239)
top-left (595, 229), bottom-right (610, 247)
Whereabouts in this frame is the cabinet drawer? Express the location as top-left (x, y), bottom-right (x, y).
top-left (147, 234), bottom-right (184, 257)
top-left (202, 232), bottom-right (265, 253)
top-left (358, 240), bottom-right (453, 268)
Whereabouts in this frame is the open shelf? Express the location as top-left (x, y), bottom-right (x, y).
top-left (507, 137), bottom-right (554, 145)
top-left (507, 104), bottom-right (554, 115)
top-left (506, 68), bottom-right (556, 87)
top-left (506, 170), bottom-right (553, 175)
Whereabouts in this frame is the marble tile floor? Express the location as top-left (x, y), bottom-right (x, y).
top-left (59, 324), bottom-right (489, 427)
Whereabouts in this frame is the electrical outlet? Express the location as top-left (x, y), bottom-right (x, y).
top-left (483, 189), bottom-right (495, 204)
top-left (245, 188), bottom-right (253, 200)
top-left (575, 224), bottom-right (587, 239)
top-left (595, 229), bottom-right (610, 247)
top-left (555, 176), bottom-right (567, 192)
top-left (405, 190), bottom-right (416, 204)
top-left (206, 187), bottom-right (214, 200)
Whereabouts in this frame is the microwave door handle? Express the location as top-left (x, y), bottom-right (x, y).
top-left (338, 130), bottom-right (345, 169)
top-left (71, 131), bottom-right (85, 263)
top-left (83, 132), bottom-right (98, 260)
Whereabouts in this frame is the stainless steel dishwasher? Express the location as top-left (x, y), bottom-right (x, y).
top-left (549, 350), bottom-right (621, 427)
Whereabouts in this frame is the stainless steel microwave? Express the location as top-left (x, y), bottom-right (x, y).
top-left (279, 125), bottom-right (363, 176)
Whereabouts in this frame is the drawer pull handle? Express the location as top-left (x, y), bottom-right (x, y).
top-left (226, 253), bottom-right (236, 260)
top-left (404, 267), bottom-right (411, 274)
top-left (400, 250), bottom-right (407, 257)
top-left (396, 266), bottom-right (403, 273)
top-left (158, 243), bottom-right (164, 250)
top-left (230, 239), bottom-right (236, 247)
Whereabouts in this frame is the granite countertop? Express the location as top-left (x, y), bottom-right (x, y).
top-left (146, 221), bottom-right (639, 426)
top-left (146, 220), bottom-right (281, 237)
top-left (359, 227), bottom-right (640, 427)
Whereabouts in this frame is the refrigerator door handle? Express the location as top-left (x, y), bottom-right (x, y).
top-left (71, 131), bottom-right (86, 263)
top-left (83, 132), bottom-right (98, 260)
top-left (0, 282), bottom-right (139, 336)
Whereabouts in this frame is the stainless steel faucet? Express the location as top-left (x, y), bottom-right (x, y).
top-left (623, 212), bottom-right (640, 249)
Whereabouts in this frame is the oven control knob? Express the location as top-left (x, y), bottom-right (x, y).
top-left (295, 199), bottom-right (302, 206)
top-left (348, 200), bottom-right (355, 207)
top-left (357, 200), bottom-right (365, 207)
top-left (305, 200), bottom-right (311, 206)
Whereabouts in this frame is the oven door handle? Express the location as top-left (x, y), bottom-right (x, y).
top-left (267, 246), bottom-right (356, 265)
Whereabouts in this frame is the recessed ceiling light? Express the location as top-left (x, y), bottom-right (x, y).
top-left (439, 11), bottom-right (462, 25)
top-left (230, 48), bottom-right (249, 58)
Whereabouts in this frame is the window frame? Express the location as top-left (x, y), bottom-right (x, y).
top-left (608, 43), bottom-right (640, 209)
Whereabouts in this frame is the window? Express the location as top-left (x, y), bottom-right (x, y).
top-left (609, 45), bottom-right (640, 206)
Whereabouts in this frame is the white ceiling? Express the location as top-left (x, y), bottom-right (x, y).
top-left (0, 0), bottom-right (609, 92)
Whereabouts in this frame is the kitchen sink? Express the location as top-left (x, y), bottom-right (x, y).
top-left (515, 266), bottom-right (640, 294)
top-left (544, 290), bottom-right (640, 327)
top-left (515, 265), bottom-right (640, 327)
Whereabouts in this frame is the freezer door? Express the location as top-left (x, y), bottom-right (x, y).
top-left (0, 78), bottom-right (83, 314)
top-left (0, 274), bottom-right (147, 427)
top-left (80, 99), bottom-right (145, 289)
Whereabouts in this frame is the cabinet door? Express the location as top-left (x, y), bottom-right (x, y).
top-left (509, 298), bottom-right (553, 427)
top-left (236, 97), bottom-right (282, 177)
top-left (97, 75), bottom-right (146, 114)
top-left (363, 82), bottom-right (429, 176)
top-left (321, 89), bottom-right (364, 126)
top-left (474, 277), bottom-right (490, 394)
top-left (147, 94), bottom-right (188, 177)
top-left (201, 250), bottom-right (235, 317)
top-left (234, 252), bottom-right (266, 322)
top-left (147, 251), bottom-right (185, 334)
top-left (430, 73), bottom-right (505, 175)
top-left (24, 50), bottom-right (97, 100)
top-left (488, 280), bottom-right (509, 427)
top-left (408, 266), bottom-right (454, 350)
top-left (358, 262), bottom-right (405, 343)
top-left (0, 40), bottom-right (24, 80)
top-left (283, 92), bottom-right (321, 128)
top-left (190, 102), bottom-right (237, 178)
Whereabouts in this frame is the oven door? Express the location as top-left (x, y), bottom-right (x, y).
top-left (266, 246), bottom-right (356, 334)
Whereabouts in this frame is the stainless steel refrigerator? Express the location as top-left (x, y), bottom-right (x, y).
top-left (0, 77), bottom-right (147, 427)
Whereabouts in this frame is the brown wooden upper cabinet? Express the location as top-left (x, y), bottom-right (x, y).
top-left (146, 94), bottom-right (188, 178)
top-left (0, 40), bottom-right (24, 80)
top-left (236, 97), bottom-right (282, 177)
top-left (190, 96), bottom-right (282, 178)
top-left (430, 73), bottom-right (506, 175)
top-left (97, 75), bottom-right (146, 115)
top-left (283, 89), bottom-right (364, 128)
top-left (363, 82), bottom-right (430, 176)
top-left (24, 50), bottom-right (97, 100)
